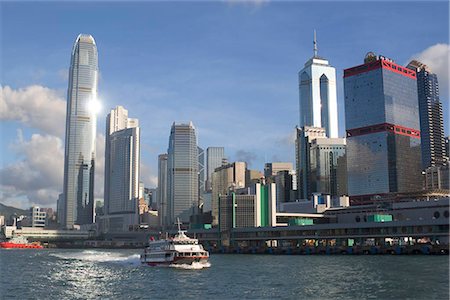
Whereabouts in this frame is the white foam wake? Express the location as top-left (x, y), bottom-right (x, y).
top-left (50, 250), bottom-right (141, 266)
top-left (168, 261), bottom-right (211, 270)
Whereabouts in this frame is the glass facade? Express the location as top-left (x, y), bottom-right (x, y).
top-left (344, 58), bottom-right (422, 198)
top-left (157, 154), bottom-right (168, 227)
top-left (167, 122), bottom-right (199, 224)
top-left (206, 147), bottom-right (225, 191)
top-left (63, 34), bottom-right (98, 227)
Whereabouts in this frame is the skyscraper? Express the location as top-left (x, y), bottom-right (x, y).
top-left (407, 60), bottom-right (446, 169)
top-left (62, 34), bottom-right (98, 228)
top-left (103, 106), bottom-right (140, 231)
top-left (167, 122), bottom-right (199, 224)
top-left (198, 146), bottom-right (206, 206)
top-left (206, 147), bottom-right (225, 191)
top-left (298, 31), bottom-right (338, 138)
top-left (344, 53), bottom-right (422, 203)
top-left (157, 154), bottom-right (168, 227)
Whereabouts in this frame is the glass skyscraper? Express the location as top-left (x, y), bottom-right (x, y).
top-left (167, 122), bottom-right (199, 224)
top-left (407, 60), bottom-right (446, 169)
top-left (206, 147), bottom-right (225, 191)
top-left (157, 153), bottom-right (168, 227)
top-left (344, 53), bottom-right (422, 204)
top-left (298, 32), bottom-right (338, 138)
top-left (62, 34), bottom-right (98, 228)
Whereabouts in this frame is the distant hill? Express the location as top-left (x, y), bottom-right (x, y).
top-left (0, 203), bottom-right (28, 220)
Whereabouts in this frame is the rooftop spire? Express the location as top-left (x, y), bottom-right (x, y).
top-left (313, 30), bottom-right (318, 57)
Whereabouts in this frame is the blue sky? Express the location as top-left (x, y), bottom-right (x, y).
top-left (1, 1), bottom-right (449, 208)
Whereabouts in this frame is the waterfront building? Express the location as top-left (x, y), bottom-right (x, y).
top-left (30, 206), bottom-right (46, 227)
top-left (424, 164), bottom-right (449, 190)
top-left (218, 183), bottom-right (276, 245)
top-left (56, 193), bottom-right (64, 226)
top-left (298, 31), bottom-right (338, 138)
top-left (407, 60), bottom-right (446, 169)
top-left (198, 146), bottom-right (206, 207)
top-left (211, 161), bottom-right (246, 225)
top-left (103, 106), bottom-right (140, 231)
top-left (264, 162), bottom-right (293, 183)
top-left (62, 34), bottom-right (98, 228)
top-left (344, 53), bottom-right (422, 204)
top-left (296, 126), bottom-right (326, 199)
top-left (309, 137), bottom-right (347, 196)
top-left (206, 147), bottom-right (225, 191)
top-left (245, 169), bottom-right (264, 188)
top-left (157, 154), bottom-right (168, 227)
top-left (275, 170), bottom-right (297, 207)
top-left (167, 122), bottom-right (199, 224)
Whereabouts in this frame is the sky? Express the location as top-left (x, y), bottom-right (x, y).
top-left (1, 1), bottom-right (449, 209)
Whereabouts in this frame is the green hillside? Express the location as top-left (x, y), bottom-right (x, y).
top-left (0, 203), bottom-right (28, 220)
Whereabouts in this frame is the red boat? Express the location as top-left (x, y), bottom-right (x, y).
top-left (0, 236), bottom-right (43, 249)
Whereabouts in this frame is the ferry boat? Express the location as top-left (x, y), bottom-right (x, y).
top-left (0, 236), bottom-right (43, 249)
top-left (140, 223), bottom-right (209, 266)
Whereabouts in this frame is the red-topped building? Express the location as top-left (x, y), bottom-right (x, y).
top-left (344, 53), bottom-right (422, 205)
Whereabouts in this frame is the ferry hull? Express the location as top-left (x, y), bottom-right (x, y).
top-left (0, 242), bottom-right (43, 249)
top-left (141, 256), bottom-right (209, 266)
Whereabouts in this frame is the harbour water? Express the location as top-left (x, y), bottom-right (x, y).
top-left (0, 249), bottom-right (448, 299)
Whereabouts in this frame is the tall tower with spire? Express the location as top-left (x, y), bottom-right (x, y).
top-left (62, 34), bottom-right (99, 228)
top-left (298, 31), bottom-right (338, 138)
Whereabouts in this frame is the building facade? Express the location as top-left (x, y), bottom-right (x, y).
top-left (407, 60), bottom-right (446, 169)
top-left (309, 138), bottom-right (347, 197)
top-left (167, 122), bottom-right (199, 224)
top-left (198, 146), bottom-right (206, 207)
top-left (298, 32), bottom-right (338, 138)
top-left (344, 53), bottom-right (422, 203)
top-left (206, 147), bottom-right (225, 191)
top-left (103, 106), bottom-right (140, 231)
top-left (62, 34), bottom-right (98, 228)
top-left (30, 206), bottom-right (47, 227)
top-left (211, 162), bottom-right (247, 225)
top-left (157, 154), bottom-right (168, 227)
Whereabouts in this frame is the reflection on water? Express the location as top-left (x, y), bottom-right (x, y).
top-left (1, 249), bottom-right (448, 299)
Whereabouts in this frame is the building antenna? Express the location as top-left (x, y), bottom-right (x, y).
top-left (313, 30), bottom-right (318, 57)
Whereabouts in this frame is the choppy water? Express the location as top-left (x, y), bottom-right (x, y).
top-left (0, 249), bottom-right (448, 299)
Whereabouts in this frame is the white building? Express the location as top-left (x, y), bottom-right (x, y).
top-left (30, 206), bottom-right (46, 227)
top-left (298, 31), bottom-right (338, 138)
top-left (103, 106), bottom-right (140, 231)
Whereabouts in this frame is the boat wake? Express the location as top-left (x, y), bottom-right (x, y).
top-left (168, 262), bottom-right (211, 270)
top-left (50, 250), bottom-right (141, 266)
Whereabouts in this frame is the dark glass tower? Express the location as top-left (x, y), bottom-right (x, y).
top-left (344, 53), bottom-right (422, 204)
top-left (407, 60), bottom-right (446, 169)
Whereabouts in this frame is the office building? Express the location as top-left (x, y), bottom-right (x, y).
top-left (62, 34), bottom-right (98, 228)
top-left (264, 162), bottom-right (293, 183)
top-left (309, 137), bottom-right (347, 197)
top-left (206, 147), bottom-right (225, 191)
top-left (407, 60), bottom-right (446, 169)
top-left (167, 122), bottom-right (199, 224)
top-left (157, 154), bottom-right (168, 227)
top-left (344, 53), bottom-right (422, 203)
top-left (211, 161), bottom-right (246, 225)
top-left (30, 206), bottom-right (46, 227)
top-left (275, 170), bottom-right (297, 207)
top-left (56, 193), bottom-right (64, 226)
top-left (198, 146), bottom-right (206, 206)
top-left (103, 106), bottom-right (140, 231)
top-left (296, 126), bottom-right (326, 199)
top-left (298, 31), bottom-right (338, 138)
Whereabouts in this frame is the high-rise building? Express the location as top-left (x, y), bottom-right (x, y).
top-left (157, 154), bottom-right (168, 227)
top-left (407, 60), bottom-right (446, 169)
top-left (344, 53), bottom-right (422, 203)
top-left (62, 34), bottom-right (98, 228)
top-left (198, 146), bottom-right (206, 206)
top-left (309, 137), bottom-right (347, 196)
top-left (167, 122), bottom-right (199, 224)
top-left (56, 193), bottom-right (64, 226)
top-left (206, 147), bottom-right (225, 191)
top-left (296, 126), bottom-right (326, 199)
top-left (264, 162), bottom-right (293, 178)
top-left (298, 31), bottom-right (338, 138)
top-left (211, 161), bottom-right (246, 225)
top-left (103, 106), bottom-right (140, 231)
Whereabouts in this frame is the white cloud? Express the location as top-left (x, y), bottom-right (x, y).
top-left (0, 132), bottom-right (64, 208)
top-left (409, 43), bottom-right (450, 97)
top-left (0, 85), bottom-right (66, 137)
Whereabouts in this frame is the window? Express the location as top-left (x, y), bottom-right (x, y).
top-left (434, 211), bottom-right (440, 219)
